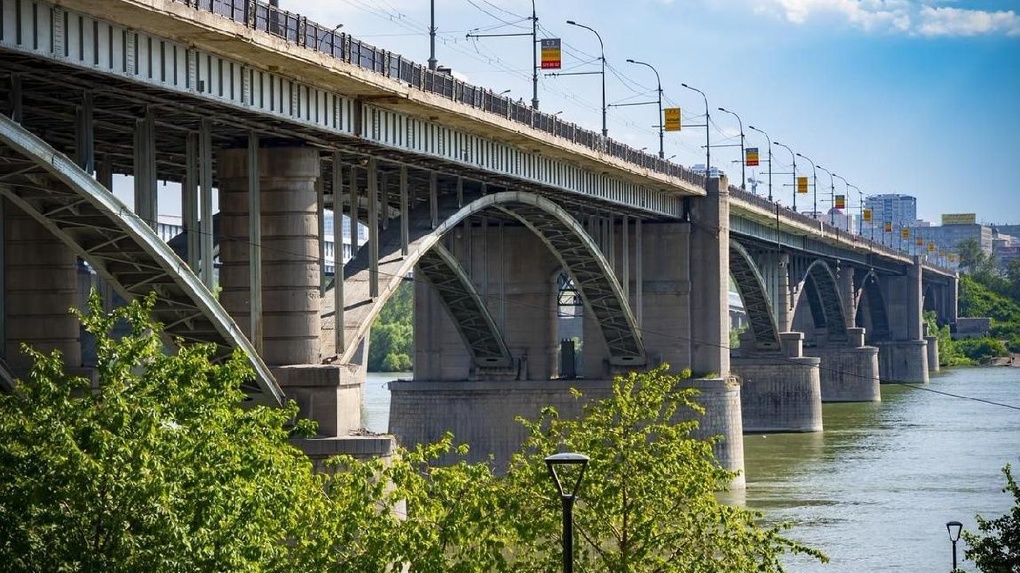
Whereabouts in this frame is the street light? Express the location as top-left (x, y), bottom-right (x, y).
top-left (626, 59), bottom-right (664, 158)
top-left (946, 520), bottom-right (963, 570)
top-left (718, 107), bottom-right (745, 191)
top-left (681, 83), bottom-right (710, 182)
top-left (817, 164), bottom-right (836, 226)
top-left (545, 452), bottom-right (590, 573)
top-left (566, 20), bottom-right (607, 137)
top-left (316, 23), bottom-right (344, 50)
top-left (773, 141), bottom-right (797, 211)
top-left (795, 152), bottom-right (818, 220)
top-left (748, 125), bottom-right (772, 202)
top-left (832, 173), bottom-right (858, 235)
top-left (466, 0), bottom-right (540, 109)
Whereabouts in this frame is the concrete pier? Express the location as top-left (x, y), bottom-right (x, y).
top-left (806, 327), bottom-right (881, 402)
top-left (219, 147), bottom-right (357, 436)
top-left (878, 340), bottom-right (929, 384)
top-left (389, 376), bottom-right (745, 487)
top-left (733, 332), bottom-right (822, 433)
top-left (3, 200), bottom-right (80, 376)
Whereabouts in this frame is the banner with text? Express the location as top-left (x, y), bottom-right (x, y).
top-left (863, 208), bottom-right (873, 222)
top-left (901, 228), bottom-right (910, 239)
top-left (745, 147), bottom-right (759, 167)
top-left (664, 107), bottom-right (682, 132)
top-left (797, 176), bottom-right (808, 194)
top-left (835, 194), bottom-right (845, 209)
top-left (540, 38), bottom-right (561, 69)
top-left (884, 221), bottom-right (892, 232)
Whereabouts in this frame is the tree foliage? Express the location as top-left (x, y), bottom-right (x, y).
top-left (0, 294), bottom-right (326, 572)
top-left (501, 366), bottom-right (827, 572)
top-left (0, 295), bottom-right (823, 572)
top-left (963, 461), bottom-right (1020, 572)
top-left (368, 280), bottom-right (413, 372)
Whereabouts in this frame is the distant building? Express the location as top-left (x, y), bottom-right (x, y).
top-left (863, 194), bottom-right (917, 238)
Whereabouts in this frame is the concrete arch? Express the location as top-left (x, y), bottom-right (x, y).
top-left (855, 270), bottom-right (891, 342)
top-left (415, 243), bottom-right (513, 369)
top-left (323, 190), bottom-right (644, 367)
top-left (0, 115), bottom-right (283, 405)
top-left (728, 241), bottom-right (781, 352)
top-left (792, 260), bottom-right (848, 345)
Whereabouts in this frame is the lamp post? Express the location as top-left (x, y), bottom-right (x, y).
top-left (681, 83), bottom-right (710, 182)
top-left (566, 20), bottom-right (607, 137)
top-left (316, 23), bottom-right (343, 50)
top-left (773, 141), bottom-right (796, 211)
top-left (748, 125), bottom-right (772, 202)
top-left (718, 107), bottom-right (745, 191)
top-left (796, 152), bottom-right (818, 220)
top-left (832, 173), bottom-right (856, 234)
top-left (946, 520), bottom-right (962, 570)
top-left (465, 0), bottom-right (539, 109)
top-left (625, 59), bottom-right (664, 158)
top-left (545, 452), bottom-right (590, 573)
top-left (817, 164), bottom-right (836, 226)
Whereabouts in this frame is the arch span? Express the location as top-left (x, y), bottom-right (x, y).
top-left (728, 241), bottom-right (781, 352)
top-left (0, 115), bottom-right (282, 405)
top-left (855, 270), bottom-right (890, 342)
top-left (323, 190), bottom-right (644, 367)
top-left (792, 260), bottom-right (848, 345)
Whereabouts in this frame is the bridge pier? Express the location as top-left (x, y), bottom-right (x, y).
top-left (805, 328), bottom-right (881, 402)
top-left (219, 146), bottom-right (359, 436)
top-left (3, 200), bottom-right (81, 376)
top-left (734, 331), bottom-right (822, 433)
top-left (877, 256), bottom-right (929, 384)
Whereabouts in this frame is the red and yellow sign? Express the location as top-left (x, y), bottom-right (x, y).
top-left (884, 221), bottom-right (893, 233)
top-left (664, 107), bottom-right (681, 132)
top-left (745, 147), bottom-right (759, 167)
top-left (928, 242), bottom-right (936, 253)
top-left (540, 38), bottom-right (561, 69)
top-left (916, 236), bottom-right (923, 246)
top-left (863, 208), bottom-right (873, 222)
top-left (901, 228), bottom-right (910, 239)
top-left (835, 194), bottom-right (845, 209)
top-left (797, 176), bottom-right (808, 194)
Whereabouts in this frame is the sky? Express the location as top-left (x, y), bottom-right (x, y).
top-left (279, 0), bottom-right (1020, 226)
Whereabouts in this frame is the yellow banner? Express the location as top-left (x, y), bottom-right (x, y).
top-left (941, 213), bottom-right (976, 226)
top-left (884, 222), bottom-right (892, 232)
top-left (797, 176), bottom-right (808, 194)
top-left (835, 194), bottom-right (845, 209)
top-left (901, 228), bottom-right (910, 239)
top-left (863, 208), bottom-right (873, 222)
top-left (928, 242), bottom-right (936, 252)
top-left (664, 107), bottom-right (681, 132)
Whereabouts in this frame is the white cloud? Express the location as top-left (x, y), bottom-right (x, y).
top-left (762, 0), bottom-right (1020, 36)
top-left (915, 6), bottom-right (1020, 37)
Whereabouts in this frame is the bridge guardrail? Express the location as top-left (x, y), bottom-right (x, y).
top-left (173, 0), bottom-right (705, 189)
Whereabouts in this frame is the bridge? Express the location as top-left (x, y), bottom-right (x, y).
top-left (0, 0), bottom-right (957, 485)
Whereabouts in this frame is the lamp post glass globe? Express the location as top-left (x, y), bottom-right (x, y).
top-left (545, 452), bottom-right (589, 573)
top-left (946, 520), bottom-right (963, 570)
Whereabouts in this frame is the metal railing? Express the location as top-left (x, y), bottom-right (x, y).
top-left (172, 0), bottom-right (702, 186)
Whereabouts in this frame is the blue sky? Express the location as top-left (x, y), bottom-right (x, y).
top-left (290, 0), bottom-right (1020, 225)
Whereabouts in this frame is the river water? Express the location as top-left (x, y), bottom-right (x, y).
top-left (364, 368), bottom-right (1019, 571)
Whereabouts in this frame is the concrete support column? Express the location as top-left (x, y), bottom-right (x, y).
top-left (807, 327), bottom-right (881, 402)
top-left (838, 265), bottom-right (856, 327)
top-left (638, 222), bottom-right (691, 372)
top-left (877, 340), bottom-right (929, 384)
top-left (4, 200), bottom-right (80, 375)
top-left (733, 331), bottom-right (822, 433)
top-left (219, 146), bottom-right (321, 366)
top-left (925, 323), bottom-right (940, 374)
top-left (689, 176), bottom-right (730, 377)
top-left (947, 274), bottom-right (959, 326)
top-left (907, 256), bottom-right (923, 341)
top-left (776, 252), bottom-right (792, 333)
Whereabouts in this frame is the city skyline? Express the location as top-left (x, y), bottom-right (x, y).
top-left (289, 0), bottom-right (1020, 225)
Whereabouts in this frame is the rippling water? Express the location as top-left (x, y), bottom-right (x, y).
top-left (364, 368), bottom-right (1019, 571)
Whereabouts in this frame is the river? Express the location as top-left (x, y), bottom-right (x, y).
top-left (364, 368), bottom-right (1019, 571)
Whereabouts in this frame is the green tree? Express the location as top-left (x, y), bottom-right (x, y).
top-left (0, 294), bottom-right (329, 572)
top-left (958, 238), bottom-right (995, 277)
top-left (502, 365), bottom-right (826, 572)
top-left (369, 280), bottom-right (413, 371)
top-left (962, 461), bottom-right (1020, 572)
